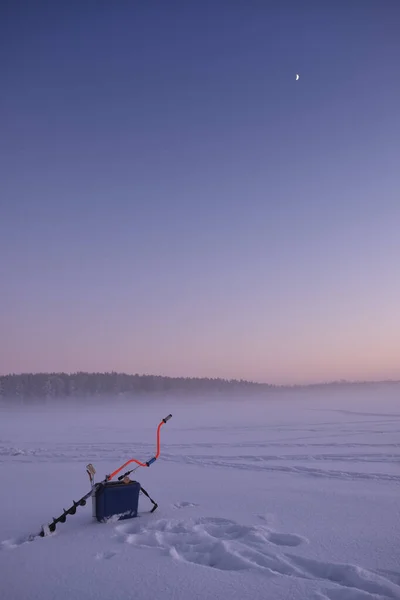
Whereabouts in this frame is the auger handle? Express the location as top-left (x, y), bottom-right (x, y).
top-left (108, 414), bottom-right (172, 482)
top-left (117, 415), bottom-right (172, 480)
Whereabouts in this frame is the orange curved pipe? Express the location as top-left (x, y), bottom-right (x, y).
top-left (107, 457), bottom-right (148, 481)
top-left (106, 415), bottom-right (171, 481)
top-left (155, 420), bottom-right (162, 459)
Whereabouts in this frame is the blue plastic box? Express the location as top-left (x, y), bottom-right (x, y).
top-left (93, 481), bottom-right (141, 522)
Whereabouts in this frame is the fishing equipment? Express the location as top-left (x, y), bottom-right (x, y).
top-left (93, 479), bottom-right (141, 522)
top-left (28, 414), bottom-right (172, 541)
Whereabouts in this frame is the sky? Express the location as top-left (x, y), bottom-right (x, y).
top-left (1, 0), bottom-right (400, 385)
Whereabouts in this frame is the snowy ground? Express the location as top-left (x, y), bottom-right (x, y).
top-left (1, 388), bottom-right (399, 600)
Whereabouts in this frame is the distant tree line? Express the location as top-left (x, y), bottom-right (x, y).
top-left (0, 372), bottom-right (274, 399)
top-left (0, 372), bottom-right (398, 400)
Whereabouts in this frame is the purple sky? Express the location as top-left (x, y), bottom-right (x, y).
top-left (1, 1), bottom-right (400, 384)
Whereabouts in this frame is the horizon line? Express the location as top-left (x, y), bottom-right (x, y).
top-left (1, 371), bottom-right (400, 389)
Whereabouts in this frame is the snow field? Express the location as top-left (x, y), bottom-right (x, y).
top-left (1, 389), bottom-right (399, 600)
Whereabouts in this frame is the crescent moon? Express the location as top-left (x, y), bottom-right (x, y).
top-left (296, 74), bottom-right (299, 81)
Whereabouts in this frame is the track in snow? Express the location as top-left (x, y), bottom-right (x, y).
top-left (111, 513), bottom-right (400, 599)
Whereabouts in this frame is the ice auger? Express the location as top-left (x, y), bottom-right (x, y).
top-left (28, 414), bottom-right (172, 540)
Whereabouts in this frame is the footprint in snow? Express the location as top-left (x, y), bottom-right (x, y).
top-left (95, 550), bottom-right (118, 560)
top-left (287, 553), bottom-right (400, 599)
top-left (173, 501), bottom-right (199, 510)
top-left (267, 532), bottom-right (305, 547)
top-left (114, 515), bottom-right (308, 577)
top-left (114, 515), bottom-right (400, 599)
top-left (1, 534), bottom-right (37, 549)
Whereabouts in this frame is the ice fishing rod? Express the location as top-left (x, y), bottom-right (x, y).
top-left (27, 414), bottom-right (172, 541)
